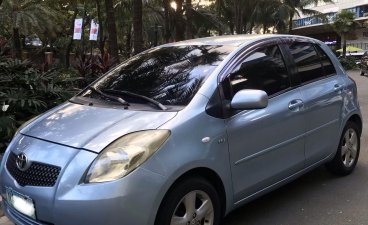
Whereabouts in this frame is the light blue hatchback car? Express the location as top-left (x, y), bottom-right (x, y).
top-left (0, 35), bottom-right (362, 225)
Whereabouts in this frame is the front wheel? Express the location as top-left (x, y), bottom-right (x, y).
top-left (326, 121), bottom-right (360, 176)
top-left (155, 177), bottom-right (221, 225)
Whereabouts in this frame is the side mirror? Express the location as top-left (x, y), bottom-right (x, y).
top-left (230, 89), bottom-right (268, 110)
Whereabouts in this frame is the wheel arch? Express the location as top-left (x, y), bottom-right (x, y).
top-left (347, 114), bottom-right (362, 136)
top-left (156, 167), bottom-right (227, 220)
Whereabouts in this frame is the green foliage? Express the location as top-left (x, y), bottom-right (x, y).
top-left (339, 57), bottom-right (358, 70)
top-left (0, 55), bottom-right (80, 152)
top-left (2, 0), bottom-right (336, 61)
top-left (333, 10), bottom-right (359, 57)
top-left (333, 10), bottom-right (358, 34)
top-left (1, 0), bottom-right (64, 37)
top-left (0, 0), bottom-right (348, 151)
top-left (0, 114), bottom-right (17, 151)
top-left (73, 51), bottom-right (115, 87)
top-left (0, 37), bottom-right (12, 59)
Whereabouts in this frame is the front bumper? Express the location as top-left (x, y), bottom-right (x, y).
top-left (0, 135), bottom-right (166, 225)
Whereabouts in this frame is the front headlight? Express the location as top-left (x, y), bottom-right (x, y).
top-left (85, 130), bottom-right (170, 183)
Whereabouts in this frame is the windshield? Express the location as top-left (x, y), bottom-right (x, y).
top-left (80, 45), bottom-right (235, 107)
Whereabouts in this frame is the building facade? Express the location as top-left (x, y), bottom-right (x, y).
top-left (292, 0), bottom-right (368, 50)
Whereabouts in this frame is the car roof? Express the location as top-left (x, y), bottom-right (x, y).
top-left (161, 34), bottom-right (318, 47)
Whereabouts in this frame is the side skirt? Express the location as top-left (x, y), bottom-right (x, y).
top-left (231, 153), bottom-right (333, 210)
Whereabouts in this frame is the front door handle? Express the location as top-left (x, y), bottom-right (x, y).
top-left (288, 99), bottom-right (304, 111)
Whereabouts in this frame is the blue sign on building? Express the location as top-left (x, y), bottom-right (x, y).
top-left (293, 5), bottom-right (368, 29)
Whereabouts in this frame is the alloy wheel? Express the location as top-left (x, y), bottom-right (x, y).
top-left (170, 190), bottom-right (214, 225)
top-left (341, 128), bottom-right (358, 168)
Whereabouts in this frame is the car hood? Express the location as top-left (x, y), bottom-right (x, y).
top-left (21, 102), bottom-right (177, 153)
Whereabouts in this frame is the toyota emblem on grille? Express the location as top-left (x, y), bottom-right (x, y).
top-left (16, 153), bottom-right (30, 171)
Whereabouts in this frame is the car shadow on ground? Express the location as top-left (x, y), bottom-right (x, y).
top-left (223, 166), bottom-right (353, 225)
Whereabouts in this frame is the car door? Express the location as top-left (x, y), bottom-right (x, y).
top-left (224, 43), bottom-right (306, 203)
top-left (286, 42), bottom-right (343, 166)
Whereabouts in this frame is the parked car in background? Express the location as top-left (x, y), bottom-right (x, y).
top-left (24, 35), bottom-right (42, 48)
top-left (342, 51), bottom-right (368, 64)
top-left (0, 34), bottom-right (362, 225)
top-left (359, 51), bottom-right (368, 76)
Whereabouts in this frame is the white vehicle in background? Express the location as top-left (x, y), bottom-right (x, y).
top-left (359, 51), bottom-right (368, 76)
top-left (345, 51), bottom-right (368, 64)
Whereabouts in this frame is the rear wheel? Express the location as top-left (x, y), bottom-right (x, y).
top-left (155, 177), bottom-right (221, 225)
top-left (326, 121), bottom-right (360, 176)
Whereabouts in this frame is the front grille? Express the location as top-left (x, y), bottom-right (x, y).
top-left (6, 152), bottom-right (61, 187)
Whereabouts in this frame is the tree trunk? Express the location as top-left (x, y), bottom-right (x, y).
top-left (125, 24), bottom-right (132, 57)
top-left (234, 1), bottom-right (243, 34)
top-left (13, 28), bottom-right (22, 59)
top-left (234, 3), bottom-right (240, 34)
top-left (249, 20), bottom-right (254, 34)
top-left (242, 17), bottom-right (246, 34)
top-left (288, 15), bottom-right (293, 34)
top-left (163, 0), bottom-right (171, 42)
top-left (105, 0), bottom-right (120, 63)
top-left (342, 32), bottom-right (347, 58)
top-left (185, 0), bottom-right (193, 39)
top-left (216, 0), bottom-right (223, 35)
top-left (133, 0), bottom-right (143, 55)
top-left (229, 19), bottom-right (234, 34)
top-left (66, 8), bottom-right (78, 67)
top-left (96, 0), bottom-right (105, 56)
top-left (174, 0), bottom-right (185, 41)
top-left (263, 24), bottom-right (267, 34)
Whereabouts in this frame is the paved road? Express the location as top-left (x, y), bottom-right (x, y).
top-left (0, 70), bottom-right (367, 225)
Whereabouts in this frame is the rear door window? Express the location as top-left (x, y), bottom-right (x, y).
top-left (315, 45), bottom-right (336, 76)
top-left (287, 42), bottom-right (324, 84)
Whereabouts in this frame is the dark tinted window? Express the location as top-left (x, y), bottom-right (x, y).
top-left (227, 44), bottom-right (290, 97)
top-left (288, 42), bottom-right (324, 83)
top-left (315, 45), bottom-right (336, 76)
top-left (82, 45), bottom-right (235, 106)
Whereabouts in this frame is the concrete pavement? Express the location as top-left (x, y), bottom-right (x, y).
top-left (0, 70), bottom-right (367, 225)
top-left (0, 197), bottom-right (11, 225)
top-left (0, 217), bottom-right (11, 225)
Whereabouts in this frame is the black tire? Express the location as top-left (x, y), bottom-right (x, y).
top-left (361, 71), bottom-right (365, 76)
top-left (155, 177), bottom-right (222, 225)
top-left (326, 121), bottom-right (360, 176)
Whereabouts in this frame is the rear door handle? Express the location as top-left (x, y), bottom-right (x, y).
top-left (334, 84), bottom-right (343, 92)
top-left (288, 99), bottom-right (304, 111)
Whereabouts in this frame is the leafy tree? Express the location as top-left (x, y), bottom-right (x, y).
top-left (252, 0), bottom-right (286, 34)
top-left (0, 0), bottom-right (63, 58)
top-left (0, 55), bottom-right (79, 151)
top-left (278, 0), bottom-right (333, 33)
top-left (333, 10), bottom-right (359, 57)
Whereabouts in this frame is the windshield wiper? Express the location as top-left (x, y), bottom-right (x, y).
top-left (87, 86), bottom-right (130, 107)
top-left (103, 89), bottom-right (167, 110)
